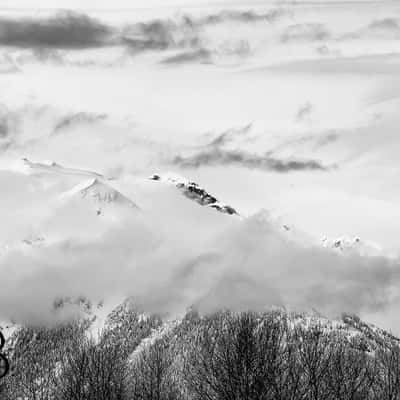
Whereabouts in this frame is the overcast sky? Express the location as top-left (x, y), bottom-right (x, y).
top-left (0, 0), bottom-right (388, 9)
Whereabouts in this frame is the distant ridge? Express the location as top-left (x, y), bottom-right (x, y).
top-left (149, 173), bottom-right (239, 216)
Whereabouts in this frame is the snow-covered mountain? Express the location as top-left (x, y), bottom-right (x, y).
top-left (61, 177), bottom-right (139, 214)
top-left (2, 297), bottom-right (398, 376)
top-left (19, 159), bottom-right (236, 216)
top-left (1, 159), bottom-right (399, 400)
top-left (149, 173), bottom-right (239, 216)
top-left (0, 159), bottom-right (397, 364)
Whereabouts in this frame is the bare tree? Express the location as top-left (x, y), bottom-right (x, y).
top-left (6, 309), bottom-right (400, 400)
top-left (270, 327), bottom-right (307, 400)
top-left (127, 337), bottom-right (182, 400)
top-left (183, 311), bottom-right (286, 400)
top-left (85, 338), bottom-right (126, 400)
top-left (54, 328), bottom-right (127, 400)
top-left (325, 335), bottom-right (373, 400)
top-left (292, 324), bottom-right (332, 400)
top-left (4, 323), bottom-right (80, 400)
top-left (371, 342), bottom-right (400, 400)
top-left (54, 334), bottom-right (93, 400)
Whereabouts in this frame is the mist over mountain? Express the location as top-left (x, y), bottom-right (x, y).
top-left (1, 1), bottom-right (400, 397)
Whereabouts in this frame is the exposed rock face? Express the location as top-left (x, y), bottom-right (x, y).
top-left (149, 173), bottom-right (239, 216)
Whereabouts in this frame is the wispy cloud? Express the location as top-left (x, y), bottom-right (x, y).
top-left (315, 132), bottom-right (340, 147)
top-left (0, 106), bottom-right (19, 143)
top-left (122, 8), bottom-right (286, 54)
top-left (173, 124), bottom-right (330, 172)
top-left (121, 17), bottom-right (201, 54)
top-left (53, 112), bottom-right (107, 135)
top-left (368, 18), bottom-right (400, 32)
top-left (208, 124), bottom-right (253, 147)
top-left (270, 130), bottom-right (341, 155)
top-left (198, 8), bottom-right (288, 25)
top-left (296, 102), bottom-right (313, 121)
top-left (173, 148), bottom-right (329, 172)
top-left (341, 18), bottom-right (400, 40)
top-left (161, 48), bottom-right (212, 65)
top-left (31, 48), bottom-right (64, 63)
top-left (281, 23), bottom-right (330, 43)
top-left (0, 118), bottom-right (8, 139)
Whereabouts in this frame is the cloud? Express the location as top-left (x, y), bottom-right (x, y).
top-left (208, 124), bottom-right (253, 147)
top-left (122, 8), bottom-right (286, 55)
top-left (281, 23), bottom-right (330, 42)
top-left (0, 106), bottom-right (20, 143)
top-left (296, 102), bottom-right (313, 121)
top-left (368, 18), bottom-right (400, 33)
top-left (0, 8), bottom-right (286, 59)
top-left (161, 40), bottom-right (251, 65)
top-left (173, 148), bottom-right (329, 172)
top-left (315, 45), bottom-right (341, 57)
top-left (341, 18), bottom-right (400, 41)
top-left (0, 11), bottom-right (113, 49)
top-left (0, 206), bottom-right (398, 325)
top-left (171, 124), bottom-right (329, 172)
top-left (31, 48), bottom-right (64, 64)
top-left (358, 18), bottom-right (400, 39)
top-left (53, 112), bottom-right (108, 135)
top-left (0, 119), bottom-right (8, 138)
top-left (121, 17), bottom-right (200, 53)
top-left (315, 132), bottom-right (340, 147)
top-left (262, 53), bottom-right (400, 75)
top-left (161, 48), bottom-right (212, 64)
top-left (271, 131), bottom-right (341, 155)
top-left (198, 8), bottom-right (288, 25)
top-left (0, 53), bottom-right (20, 73)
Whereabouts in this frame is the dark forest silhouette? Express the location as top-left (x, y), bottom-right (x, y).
top-left (1, 309), bottom-right (400, 400)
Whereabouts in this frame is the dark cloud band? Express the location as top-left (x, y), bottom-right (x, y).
top-left (0, 11), bottom-right (113, 49)
top-left (173, 148), bottom-right (329, 172)
top-left (0, 8), bottom-right (287, 54)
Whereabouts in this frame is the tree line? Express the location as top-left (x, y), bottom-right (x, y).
top-left (1, 310), bottom-right (400, 400)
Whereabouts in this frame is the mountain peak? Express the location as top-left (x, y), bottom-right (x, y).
top-left (149, 173), bottom-right (239, 216)
top-left (63, 178), bottom-right (139, 211)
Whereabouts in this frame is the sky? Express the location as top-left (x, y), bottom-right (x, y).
top-left (1, 0), bottom-right (400, 332)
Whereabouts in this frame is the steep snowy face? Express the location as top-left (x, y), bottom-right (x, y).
top-left (63, 178), bottom-right (139, 211)
top-left (26, 177), bottom-right (143, 240)
top-left (149, 173), bottom-right (238, 216)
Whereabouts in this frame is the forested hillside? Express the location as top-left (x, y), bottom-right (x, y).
top-left (1, 303), bottom-right (400, 400)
